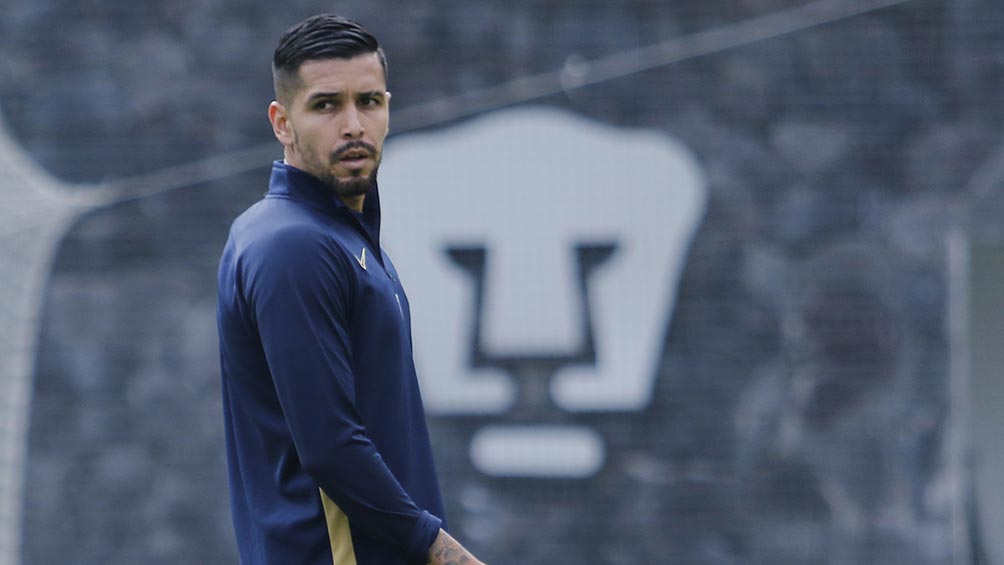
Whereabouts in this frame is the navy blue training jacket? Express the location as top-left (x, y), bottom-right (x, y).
top-left (217, 161), bottom-right (446, 565)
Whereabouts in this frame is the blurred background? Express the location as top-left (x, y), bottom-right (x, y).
top-left (0, 0), bottom-right (1000, 563)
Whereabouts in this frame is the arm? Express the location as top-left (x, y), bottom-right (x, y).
top-left (428, 529), bottom-right (485, 565)
top-left (247, 228), bottom-right (440, 562)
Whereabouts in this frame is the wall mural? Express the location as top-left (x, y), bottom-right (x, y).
top-left (380, 108), bottom-right (707, 478)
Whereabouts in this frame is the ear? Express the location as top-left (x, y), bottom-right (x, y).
top-left (268, 101), bottom-right (294, 147)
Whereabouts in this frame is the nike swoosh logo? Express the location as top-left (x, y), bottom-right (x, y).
top-left (354, 247), bottom-right (367, 271)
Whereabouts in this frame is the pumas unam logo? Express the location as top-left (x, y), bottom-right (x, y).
top-left (380, 107), bottom-right (707, 478)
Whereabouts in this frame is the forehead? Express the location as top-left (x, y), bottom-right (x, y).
top-left (295, 53), bottom-right (386, 99)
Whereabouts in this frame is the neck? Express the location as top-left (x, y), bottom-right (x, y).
top-left (340, 194), bottom-right (365, 213)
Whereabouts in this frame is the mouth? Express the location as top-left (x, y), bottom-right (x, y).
top-left (334, 145), bottom-right (376, 169)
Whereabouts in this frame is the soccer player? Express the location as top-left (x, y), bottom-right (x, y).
top-left (216, 14), bottom-right (485, 565)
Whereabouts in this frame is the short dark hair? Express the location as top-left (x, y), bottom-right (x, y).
top-left (272, 14), bottom-right (387, 103)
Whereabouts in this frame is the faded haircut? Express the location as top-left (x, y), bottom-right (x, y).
top-left (272, 14), bottom-right (387, 104)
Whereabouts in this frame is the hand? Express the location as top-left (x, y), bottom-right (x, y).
top-left (427, 529), bottom-right (485, 565)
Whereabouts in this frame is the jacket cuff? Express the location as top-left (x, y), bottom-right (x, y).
top-left (405, 510), bottom-right (443, 563)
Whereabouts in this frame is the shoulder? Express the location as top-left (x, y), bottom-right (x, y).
top-left (228, 202), bottom-right (355, 281)
top-left (232, 200), bottom-right (344, 257)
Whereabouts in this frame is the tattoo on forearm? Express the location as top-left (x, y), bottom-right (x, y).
top-left (429, 531), bottom-right (475, 565)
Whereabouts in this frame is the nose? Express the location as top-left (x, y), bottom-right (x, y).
top-left (341, 105), bottom-right (364, 139)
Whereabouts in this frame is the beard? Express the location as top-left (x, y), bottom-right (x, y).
top-left (295, 137), bottom-right (380, 200)
top-left (320, 164), bottom-right (378, 201)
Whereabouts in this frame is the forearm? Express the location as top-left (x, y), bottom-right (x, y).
top-left (427, 529), bottom-right (484, 565)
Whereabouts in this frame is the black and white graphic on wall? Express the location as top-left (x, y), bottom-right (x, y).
top-left (380, 108), bottom-right (707, 478)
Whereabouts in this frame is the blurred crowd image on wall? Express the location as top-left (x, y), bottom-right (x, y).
top-left (0, 0), bottom-right (1001, 563)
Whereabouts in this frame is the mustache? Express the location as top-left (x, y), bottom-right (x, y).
top-left (331, 141), bottom-right (378, 161)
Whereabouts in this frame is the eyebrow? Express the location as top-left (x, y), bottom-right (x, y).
top-left (305, 90), bottom-right (385, 104)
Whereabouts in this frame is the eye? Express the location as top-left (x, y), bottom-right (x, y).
top-left (360, 97), bottom-right (380, 107)
top-left (314, 100), bottom-right (337, 111)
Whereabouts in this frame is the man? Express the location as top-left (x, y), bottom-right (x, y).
top-left (217, 14), bottom-right (484, 565)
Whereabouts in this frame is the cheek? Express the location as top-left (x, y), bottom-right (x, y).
top-left (368, 113), bottom-right (390, 139)
top-left (295, 126), bottom-right (326, 152)
top-left (373, 128), bottom-right (390, 152)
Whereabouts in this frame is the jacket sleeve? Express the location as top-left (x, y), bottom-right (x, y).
top-left (244, 226), bottom-right (441, 563)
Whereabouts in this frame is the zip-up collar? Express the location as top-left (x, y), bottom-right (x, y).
top-left (267, 160), bottom-right (383, 260)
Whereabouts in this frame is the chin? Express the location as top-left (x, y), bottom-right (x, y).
top-left (332, 174), bottom-right (375, 199)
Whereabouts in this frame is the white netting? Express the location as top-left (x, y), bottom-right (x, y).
top-left (0, 114), bottom-right (98, 565)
